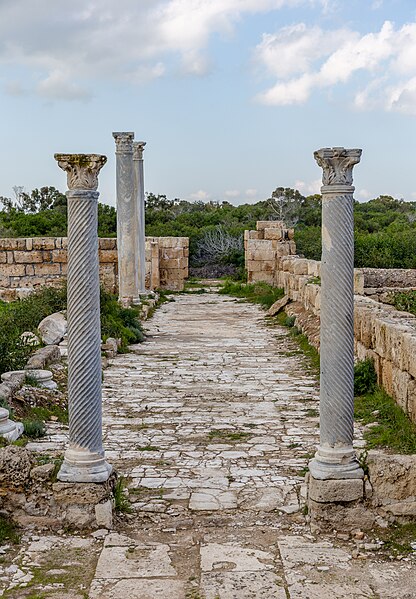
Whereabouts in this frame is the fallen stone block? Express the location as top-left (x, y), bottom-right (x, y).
top-left (266, 295), bottom-right (290, 316)
top-left (38, 311), bottom-right (67, 345)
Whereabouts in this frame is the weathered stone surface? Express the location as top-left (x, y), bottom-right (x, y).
top-left (266, 294), bottom-right (290, 316)
top-left (309, 476), bottom-right (364, 503)
top-left (52, 482), bottom-right (111, 505)
top-left (367, 450), bottom-right (416, 502)
top-left (26, 344), bottom-right (61, 369)
top-left (30, 463), bottom-right (55, 482)
top-left (95, 500), bottom-right (113, 529)
top-left (38, 311), bottom-right (67, 345)
top-left (0, 446), bottom-right (34, 489)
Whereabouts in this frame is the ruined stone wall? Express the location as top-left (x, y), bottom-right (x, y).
top-left (245, 222), bottom-right (416, 424)
top-left (0, 236), bottom-right (189, 298)
top-left (244, 221), bottom-right (296, 284)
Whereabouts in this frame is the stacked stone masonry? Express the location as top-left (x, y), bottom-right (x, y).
top-left (244, 221), bottom-right (296, 284)
top-left (245, 221), bottom-right (416, 425)
top-left (0, 236), bottom-right (189, 298)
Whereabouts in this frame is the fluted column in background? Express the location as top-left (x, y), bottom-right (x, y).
top-left (309, 147), bottom-right (363, 481)
top-left (54, 153), bottom-right (112, 483)
top-left (113, 132), bottom-right (139, 305)
top-left (133, 141), bottom-right (147, 294)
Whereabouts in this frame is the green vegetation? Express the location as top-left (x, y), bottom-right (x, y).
top-left (3, 186), bottom-right (416, 271)
top-left (114, 477), bottom-right (133, 513)
top-left (378, 522), bottom-right (416, 555)
top-left (23, 419), bottom-right (47, 438)
top-left (219, 280), bottom-right (284, 309)
top-left (99, 288), bottom-right (144, 350)
top-left (275, 312), bottom-right (320, 374)
top-left (0, 285), bottom-right (144, 375)
top-left (389, 290), bottom-right (416, 316)
top-left (355, 387), bottom-right (416, 454)
top-left (208, 429), bottom-right (251, 442)
top-left (0, 515), bottom-right (20, 544)
top-left (354, 358), bottom-right (377, 396)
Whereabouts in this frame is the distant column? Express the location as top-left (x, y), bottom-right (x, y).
top-left (309, 147), bottom-right (363, 481)
top-left (112, 132), bottom-right (139, 305)
top-left (133, 141), bottom-right (147, 294)
top-left (54, 153), bottom-right (112, 483)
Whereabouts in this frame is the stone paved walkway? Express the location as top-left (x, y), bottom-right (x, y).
top-left (3, 291), bottom-right (416, 598)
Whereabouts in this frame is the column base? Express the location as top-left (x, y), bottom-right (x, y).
top-left (0, 407), bottom-right (24, 442)
top-left (57, 447), bottom-right (113, 483)
top-left (309, 444), bottom-right (364, 480)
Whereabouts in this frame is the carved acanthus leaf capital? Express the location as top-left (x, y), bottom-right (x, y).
top-left (112, 132), bottom-right (134, 153)
top-left (133, 141), bottom-right (146, 160)
top-left (54, 154), bottom-right (107, 191)
top-left (314, 147), bottom-right (362, 186)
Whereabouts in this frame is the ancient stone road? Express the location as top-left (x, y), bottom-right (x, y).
top-left (3, 291), bottom-right (416, 598)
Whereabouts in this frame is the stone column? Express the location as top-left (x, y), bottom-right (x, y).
top-left (0, 407), bottom-right (23, 442)
top-left (309, 147), bottom-right (363, 483)
top-left (150, 241), bottom-right (160, 290)
top-left (112, 132), bottom-right (139, 305)
top-left (133, 141), bottom-right (147, 294)
top-left (54, 153), bottom-right (112, 483)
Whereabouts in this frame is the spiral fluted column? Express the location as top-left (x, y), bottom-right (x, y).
top-left (54, 153), bottom-right (112, 483)
top-left (113, 132), bottom-right (140, 305)
top-left (133, 141), bottom-right (147, 294)
top-left (309, 147), bottom-right (364, 481)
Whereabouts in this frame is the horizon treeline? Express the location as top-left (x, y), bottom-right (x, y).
top-left (1, 186), bottom-right (416, 272)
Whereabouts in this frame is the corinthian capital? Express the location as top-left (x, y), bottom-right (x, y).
top-left (54, 154), bottom-right (107, 191)
top-left (133, 141), bottom-right (146, 160)
top-left (314, 147), bottom-right (362, 187)
top-left (112, 132), bottom-right (134, 154)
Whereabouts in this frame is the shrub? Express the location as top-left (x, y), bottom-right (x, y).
top-left (23, 419), bottom-right (47, 438)
top-left (354, 359), bottom-right (377, 396)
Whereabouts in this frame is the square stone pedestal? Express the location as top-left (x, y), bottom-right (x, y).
top-left (307, 474), bottom-right (375, 533)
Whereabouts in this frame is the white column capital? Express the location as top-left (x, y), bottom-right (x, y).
top-left (133, 141), bottom-right (146, 161)
top-left (54, 154), bottom-right (107, 191)
top-left (112, 132), bottom-right (134, 154)
top-left (314, 147), bottom-right (362, 188)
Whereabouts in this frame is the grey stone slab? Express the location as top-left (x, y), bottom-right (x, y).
top-left (200, 543), bottom-right (274, 572)
top-left (94, 543), bottom-right (176, 579)
top-left (201, 571), bottom-right (286, 599)
top-left (89, 578), bottom-right (185, 599)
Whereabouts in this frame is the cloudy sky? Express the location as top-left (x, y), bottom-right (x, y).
top-left (0, 0), bottom-right (415, 205)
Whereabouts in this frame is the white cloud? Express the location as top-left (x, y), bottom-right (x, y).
top-left (0, 0), bottom-right (325, 100)
top-left (255, 20), bottom-right (416, 115)
top-left (357, 189), bottom-right (373, 200)
top-left (189, 189), bottom-right (210, 201)
top-left (225, 189), bottom-right (240, 197)
top-left (245, 188), bottom-right (258, 198)
top-left (294, 179), bottom-right (321, 195)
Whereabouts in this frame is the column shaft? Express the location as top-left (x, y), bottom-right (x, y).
top-left (54, 153), bottom-right (111, 483)
top-left (309, 147), bottom-right (363, 481)
top-left (113, 132), bottom-right (139, 304)
top-left (133, 142), bottom-right (147, 294)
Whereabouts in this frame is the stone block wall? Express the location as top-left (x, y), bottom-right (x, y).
top-left (0, 236), bottom-right (189, 299)
top-left (244, 221), bottom-right (296, 284)
top-left (244, 221), bottom-right (416, 424)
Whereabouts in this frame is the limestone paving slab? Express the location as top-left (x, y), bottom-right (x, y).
top-left (5, 292), bottom-right (416, 598)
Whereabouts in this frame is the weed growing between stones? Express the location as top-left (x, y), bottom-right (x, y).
top-left (219, 280), bottom-right (285, 309)
top-left (24, 374), bottom-right (40, 388)
top-left (354, 388), bottom-right (416, 454)
top-left (378, 522), bottom-right (416, 555)
top-left (275, 312), bottom-right (320, 374)
top-left (23, 419), bottom-right (46, 438)
top-left (354, 359), bottom-right (377, 395)
top-left (208, 429), bottom-right (251, 442)
top-left (114, 477), bottom-right (133, 513)
top-left (0, 515), bottom-right (20, 545)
